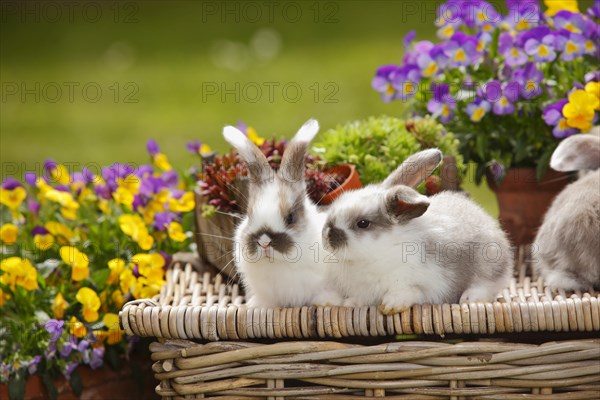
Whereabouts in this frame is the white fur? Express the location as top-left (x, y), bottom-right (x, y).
top-left (323, 150), bottom-right (513, 312)
top-left (294, 119), bottom-right (320, 143)
top-left (226, 119), bottom-right (342, 308)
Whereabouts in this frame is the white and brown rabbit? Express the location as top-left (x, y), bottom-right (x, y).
top-left (533, 127), bottom-right (600, 290)
top-left (223, 119), bottom-right (341, 308)
top-left (321, 149), bottom-right (513, 313)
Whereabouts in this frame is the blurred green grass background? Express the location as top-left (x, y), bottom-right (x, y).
top-left (0, 0), bottom-right (497, 215)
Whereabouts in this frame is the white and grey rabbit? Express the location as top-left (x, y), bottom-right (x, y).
top-left (322, 149), bottom-right (513, 314)
top-left (533, 127), bottom-right (600, 290)
top-left (223, 119), bottom-right (342, 308)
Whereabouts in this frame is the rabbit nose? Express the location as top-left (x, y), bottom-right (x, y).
top-left (257, 234), bottom-right (271, 249)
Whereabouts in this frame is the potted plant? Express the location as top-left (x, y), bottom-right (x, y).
top-left (313, 115), bottom-right (466, 194)
top-left (0, 141), bottom-right (194, 399)
top-left (190, 123), bottom-right (362, 279)
top-left (372, 0), bottom-right (600, 244)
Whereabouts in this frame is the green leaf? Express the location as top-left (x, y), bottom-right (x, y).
top-left (536, 148), bottom-right (553, 181)
top-left (42, 372), bottom-right (58, 400)
top-left (69, 370), bottom-right (83, 397)
top-left (476, 135), bottom-right (488, 161)
top-left (91, 269), bottom-right (110, 289)
top-left (475, 163), bottom-right (487, 185)
top-left (8, 369), bottom-right (26, 400)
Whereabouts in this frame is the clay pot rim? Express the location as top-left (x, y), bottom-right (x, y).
top-left (319, 164), bottom-right (362, 205)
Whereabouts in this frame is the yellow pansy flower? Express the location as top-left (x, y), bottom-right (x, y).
top-left (246, 126), bottom-right (265, 146)
top-left (59, 246), bottom-right (89, 281)
top-left (118, 214), bottom-right (154, 250)
top-left (544, 0), bottom-right (579, 16)
top-left (48, 163), bottom-right (71, 185)
top-left (111, 289), bottom-right (125, 308)
top-left (0, 257), bottom-right (38, 291)
top-left (153, 153), bottom-right (172, 171)
top-left (45, 221), bottom-right (76, 244)
top-left (76, 287), bottom-right (101, 322)
top-left (103, 313), bottom-right (124, 345)
top-left (0, 224), bottom-right (18, 244)
top-left (133, 253), bottom-right (165, 283)
top-left (34, 233), bottom-right (55, 251)
top-left (585, 82), bottom-right (600, 109)
top-left (119, 268), bottom-right (137, 294)
top-left (112, 187), bottom-right (135, 208)
top-left (563, 89), bottom-right (599, 132)
top-left (52, 292), bottom-right (68, 319)
top-left (69, 316), bottom-right (87, 338)
top-left (167, 221), bottom-right (187, 242)
top-left (0, 187), bottom-right (27, 210)
top-left (107, 258), bottom-right (126, 285)
top-left (168, 191), bottom-right (195, 212)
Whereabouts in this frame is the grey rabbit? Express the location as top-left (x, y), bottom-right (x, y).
top-left (321, 149), bottom-right (513, 313)
top-left (533, 127), bottom-right (600, 290)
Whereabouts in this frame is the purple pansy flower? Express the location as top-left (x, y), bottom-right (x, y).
top-left (417, 44), bottom-right (448, 78)
top-left (403, 30), bottom-right (416, 49)
top-left (135, 164), bottom-right (154, 179)
top-left (146, 139), bottom-right (160, 156)
top-left (372, 65), bottom-right (401, 102)
top-left (60, 340), bottom-right (77, 358)
top-left (391, 64), bottom-right (421, 99)
top-left (90, 347), bottom-right (104, 370)
top-left (512, 62), bottom-right (544, 99)
top-left (555, 31), bottom-right (585, 61)
top-left (589, 0), bottom-right (600, 18)
top-left (27, 356), bottom-right (42, 375)
top-left (44, 159), bottom-right (58, 174)
top-left (444, 32), bottom-right (481, 67)
top-left (499, 32), bottom-right (528, 67)
top-left (32, 226), bottom-right (50, 236)
top-left (524, 34), bottom-right (557, 62)
top-left (139, 176), bottom-right (167, 197)
top-left (554, 10), bottom-right (586, 34)
top-left (586, 71), bottom-right (600, 83)
top-left (186, 140), bottom-right (202, 154)
top-left (466, 98), bottom-right (491, 122)
top-left (505, 0), bottom-right (540, 31)
top-left (427, 83), bottom-right (456, 123)
top-left (543, 99), bottom-right (568, 126)
top-left (45, 319), bottom-right (64, 342)
top-left (1, 178), bottom-right (23, 190)
top-left (154, 212), bottom-right (178, 231)
top-left (403, 41), bottom-right (434, 65)
top-left (24, 172), bottom-right (38, 186)
top-left (64, 362), bottom-right (78, 378)
top-left (161, 170), bottom-right (179, 186)
top-left (28, 200), bottom-right (40, 215)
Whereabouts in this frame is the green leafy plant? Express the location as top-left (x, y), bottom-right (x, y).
top-left (313, 115), bottom-right (465, 187)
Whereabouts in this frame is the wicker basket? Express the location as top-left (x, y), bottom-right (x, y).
top-left (120, 249), bottom-right (600, 399)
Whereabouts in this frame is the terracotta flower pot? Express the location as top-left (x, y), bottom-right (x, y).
top-left (486, 167), bottom-right (571, 246)
top-left (319, 164), bottom-right (363, 205)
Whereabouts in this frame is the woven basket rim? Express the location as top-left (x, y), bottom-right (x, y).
top-left (120, 253), bottom-right (600, 341)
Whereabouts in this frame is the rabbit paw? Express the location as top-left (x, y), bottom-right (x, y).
top-left (342, 298), bottom-right (361, 308)
top-left (378, 303), bottom-right (411, 315)
top-left (313, 291), bottom-right (343, 307)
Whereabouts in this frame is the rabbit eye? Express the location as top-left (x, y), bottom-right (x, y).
top-left (356, 219), bottom-right (371, 229)
top-left (285, 211), bottom-right (296, 226)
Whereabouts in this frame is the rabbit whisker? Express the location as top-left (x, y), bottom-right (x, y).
top-left (196, 232), bottom-right (235, 241)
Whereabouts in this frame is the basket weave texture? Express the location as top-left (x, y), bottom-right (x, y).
top-left (120, 252), bottom-right (600, 399)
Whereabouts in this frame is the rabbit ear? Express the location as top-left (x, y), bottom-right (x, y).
top-left (280, 119), bottom-right (319, 183)
top-left (223, 126), bottom-right (271, 182)
top-left (550, 131), bottom-right (600, 171)
top-left (384, 186), bottom-right (430, 223)
top-left (382, 148), bottom-right (443, 188)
